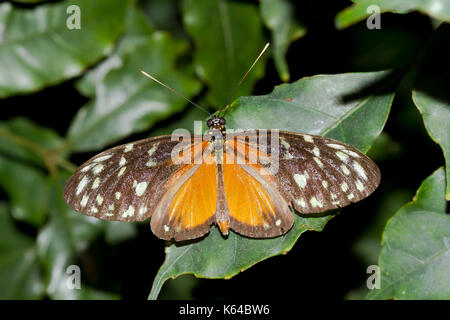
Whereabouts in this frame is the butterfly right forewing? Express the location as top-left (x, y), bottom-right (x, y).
top-left (275, 131), bottom-right (380, 213)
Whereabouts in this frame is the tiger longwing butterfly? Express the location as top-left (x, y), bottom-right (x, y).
top-left (64, 44), bottom-right (380, 241)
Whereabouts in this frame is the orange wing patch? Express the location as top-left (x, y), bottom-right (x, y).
top-left (151, 153), bottom-right (217, 240)
top-left (222, 151), bottom-right (294, 238)
top-left (168, 158), bottom-right (217, 229)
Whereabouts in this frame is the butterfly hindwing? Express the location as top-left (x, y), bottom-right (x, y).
top-left (222, 146), bottom-right (294, 238)
top-left (64, 136), bottom-right (182, 222)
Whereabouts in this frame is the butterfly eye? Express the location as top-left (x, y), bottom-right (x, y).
top-left (207, 119), bottom-right (213, 127)
top-left (219, 118), bottom-right (226, 125)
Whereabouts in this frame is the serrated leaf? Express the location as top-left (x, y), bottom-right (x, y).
top-left (260, 0), bottom-right (306, 82)
top-left (367, 168), bottom-right (449, 299)
top-left (412, 24), bottom-right (450, 201)
top-left (0, 0), bottom-right (129, 98)
top-left (37, 173), bottom-right (116, 299)
top-left (149, 70), bottom-right (395, 299)
top-left (67, 31), bottom-right (202, 152)
top-left (335, 0), bottom-right (450, 29)
top-left (0, 202), bottom-right (44, 299)
top-left (181, 0), bottom-right (265, 106)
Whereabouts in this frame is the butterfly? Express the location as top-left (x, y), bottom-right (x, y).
top-left (64, 113), bottom-right (380, 241)
top-left (63, 44), bottom-right (380, 241)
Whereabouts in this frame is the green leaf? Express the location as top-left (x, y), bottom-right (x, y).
top-left (412, 24), bottom-right (450, 200)
top-left (0, 0), bottom-right (129, 98)
top-left (182, 0), bottom-right (265, 106)
top-left (75, 1), bottom-right (155, 97)
top-left (67, 31), bottom-right (202, 152)
top-left (336, 0), bottom-right (450, 29)
top-left (367, 167), bottom-right (449, 299)
top-left (37, 173), bottom-right (117, 299)
top-left (260, 0), bottom-right (306, 82)
top-left (0, 202), bottom-right (44, 299)
top-left (149, 71), bottom-right (395, 299)
top-left (0, 117), bottom-right (65, 168)
top-left (0, 156), bottom-right (49, 226)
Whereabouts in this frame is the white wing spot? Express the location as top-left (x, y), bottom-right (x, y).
top-left (163, 225), bottom-right (170, 232)
top-left (122, 205), bottom-right (135, 218)
top-left (263, 222), bottom-right (270, 230)
top-left (332, 200), bottom-right (340, 206)
top-left (115, 192), bottom-right (121, 200)
top-left (341, 165), bottom-right (350, 175)
top-left (275, 219), bottom-right (281, 226)
top-left (91, 177), bottom-right (100, 189)
top-left (348, 193), bottom-right (354, 200)
top-left (91, 206), bottom-right (98, 213)
top-left (93, 154), bottom-right (112, 162)
top-left (119, 156), bottom-right (126, 167)
top-left (353, 161), bottom-right (367, 180)
top-left (76, 176), bottom-right (89, 196)
top-left (303, 135), bottom-right (314, 143)
top-left (296, 198), bottom-right (307, 208)
top-left (124, 144), bottom-right (134, 152)
top-left (80, 163), bottom-right (95, 172)
top-left (335, 151), bottom-right (349, 162)
top-left (356, 180), bottom-right (365, 192)
top-left (108, 204), bottom-right (115, 211)
top-left (327, 143), bottom-right (345, 150)
top-left (330, 192), bottom-right (337, 200)
top-left (96, 195), bottom-right (103, 206)
top-left (133, 180), bottom-right (137, 188)
top-left (105, 213), bottom-right (114, 217)
top-left (341, 181), bottom-right (349, 192)
top-left (313, 157), bottom-right (324, 168)
top-left (118, 166), bottom-right (126, 177)
top-left (322, 180), bottom-right (328, 188)
top-left (312, 146), bottom-right (320, 157)
top-left (146, 143), bottom-right (160, 167)
top-left (135, 182), bottom-right (148, 197)
top-left (92, 164), bottom-right (104, 175)
top-left (294, 173), bottom-right (308, 188)
top-left (342, 149), bottom-right (360, 158)
top-left (139, 206), bottom-right (148, 217)
top-left (280, 137), bottom-right (294, 159)
top-left (310, 196), bottom-right (323, 208)
top-left (80, 194), bottom-right (89, 207)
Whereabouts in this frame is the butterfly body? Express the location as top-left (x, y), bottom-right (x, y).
top-left (64, 116), bottom-right (380, 241)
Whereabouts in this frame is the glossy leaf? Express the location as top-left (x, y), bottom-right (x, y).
top-left (37, 173), bottom-right (117, 299)
top-left (0, 117), bottom-right (64, 168)
top-left (412, 24), bottom-right (450, 200)
top-left (0, 0), bottom-right (129, 98)
top-left (76, 1), bottom-right (155, 98)
top-left (0, 202), bottom-right (44, 299)
top-left (67, 32), bottom-right (202, 152)
top-left (367, 168), bottom-right (449, 299)
top-left (0, 156), bottom-right (49, 226)
top-left (336, 0), bottom-right (450, 29)
top-left (181, 0), bottom-right (265, 106)
top-left (260, 0), bottom-right (306, 82)
top-left (149, 70), bottom-right (395, 299)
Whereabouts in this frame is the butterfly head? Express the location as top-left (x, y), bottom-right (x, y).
top-left (207, 115), bottom-right (226, 137)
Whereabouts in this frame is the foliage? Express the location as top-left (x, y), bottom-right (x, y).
top-left (0, 0), bottom-right (448, 300)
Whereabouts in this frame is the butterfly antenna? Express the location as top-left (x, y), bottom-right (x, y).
top-left (218, 42), bottom-right (270, 117)
top-left (140, 70), bottom-right (212, 117)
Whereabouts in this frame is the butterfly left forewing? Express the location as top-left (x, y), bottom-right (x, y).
top-left (64, 136), bottom-right (184, 222)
